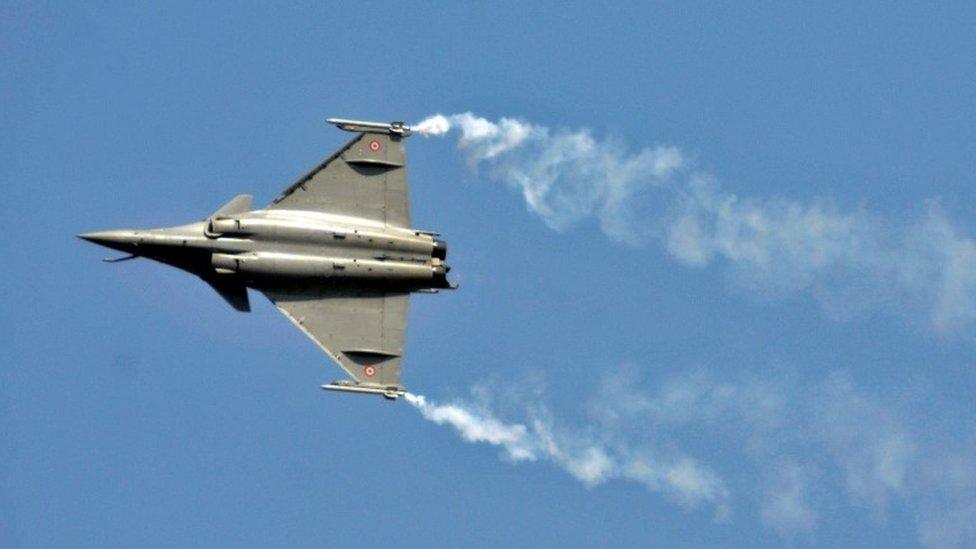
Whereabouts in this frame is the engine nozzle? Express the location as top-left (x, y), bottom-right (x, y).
top-left (433, 239), bottom-right (448, 260)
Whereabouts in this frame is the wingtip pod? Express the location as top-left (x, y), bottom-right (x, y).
top-left (326, 118), bottom-right (412, 137)
top-left (320, 381), bottom-right (405, 400)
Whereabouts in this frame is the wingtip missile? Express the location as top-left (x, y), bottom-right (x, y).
top-left (320, 381), bottom-right (405, 400)
top-left (326, 118), bottom-right (412, 136)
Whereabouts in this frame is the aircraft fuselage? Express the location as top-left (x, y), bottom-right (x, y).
top-left (79, 209), bottom-right (452, 293)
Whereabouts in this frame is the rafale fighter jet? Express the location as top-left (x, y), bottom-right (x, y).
top-left (79, 119), bottom-right (453, 400)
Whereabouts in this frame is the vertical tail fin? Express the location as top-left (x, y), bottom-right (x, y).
top-left (211, 194), bottom-right (253, 217)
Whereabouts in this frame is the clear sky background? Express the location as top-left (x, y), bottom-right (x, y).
top-left (2, 3), bottom-right (975, 547)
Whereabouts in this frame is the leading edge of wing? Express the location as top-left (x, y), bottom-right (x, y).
top-left (264, 290), bottom-right (410, 392)
top-left (269, 133), bottom-right (360, 207)
top-left (272, 298), bottom-right (359, 380)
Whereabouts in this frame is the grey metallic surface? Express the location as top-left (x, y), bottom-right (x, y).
top-left (79, 119), bottom-right (453, 399)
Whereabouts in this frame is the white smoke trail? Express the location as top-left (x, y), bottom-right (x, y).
top-left (405, 371), bottom-right (976, 546)
top-left (415, 113), bottom-right (976, 335)
top-left (407, 113), bottom-right (976, 545)
top-left (403, 392), bottom-right (535, 461)
top-left (403, 391), bottom-right (732, 519)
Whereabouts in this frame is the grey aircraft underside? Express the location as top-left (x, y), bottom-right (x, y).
top-left (79, 119), bottom-right (454, 400)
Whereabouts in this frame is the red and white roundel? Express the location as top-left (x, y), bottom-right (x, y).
top-left (363, 365), bottom-right (377, 377)
top-left (368, 140), bottom-right (381, 152)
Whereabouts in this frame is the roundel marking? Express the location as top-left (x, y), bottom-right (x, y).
top-left (368, 139), bottom-right (381, 152)
top-left (364, 365), bottom-right (377, 377)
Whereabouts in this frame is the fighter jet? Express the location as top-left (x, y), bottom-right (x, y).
top-left (79, 119), bottom-right (453, 400)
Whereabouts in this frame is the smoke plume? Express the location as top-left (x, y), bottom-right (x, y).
top-left (404, 370), bottom-right (976, 546)
top-left (414, 113), bottom-right (976, 336)
top-left (406, 113), bottom-right (976, 545)
top-left (404, 391), bottom-right (732, 520)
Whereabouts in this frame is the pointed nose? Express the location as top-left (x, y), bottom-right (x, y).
top-left (77, 230), bottom-right (141, 251)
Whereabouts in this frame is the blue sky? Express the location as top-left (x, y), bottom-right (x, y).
top-left (2, 3), bottom-right (975, 547)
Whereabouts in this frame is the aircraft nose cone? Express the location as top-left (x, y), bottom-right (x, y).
top-left (77, 230), bottom-right (141, 252)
